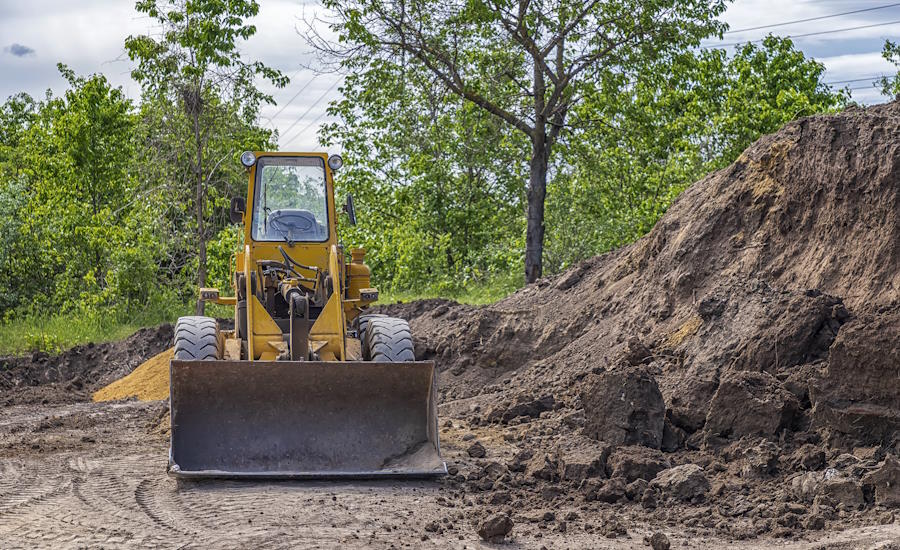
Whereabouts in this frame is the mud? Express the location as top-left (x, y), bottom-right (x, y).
top-left (2, 102), bottom-right (900, 547)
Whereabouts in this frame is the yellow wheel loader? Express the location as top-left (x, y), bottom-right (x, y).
top-left (168, 151), bottom-right (445, 478)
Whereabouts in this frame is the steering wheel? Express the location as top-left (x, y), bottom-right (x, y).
top-left (268, 209), bottom-right (317, 241)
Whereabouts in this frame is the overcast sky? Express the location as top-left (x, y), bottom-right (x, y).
top-left (1, 0), bottom-right (897, 151)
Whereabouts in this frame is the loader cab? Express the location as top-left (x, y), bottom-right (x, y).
top-left (251, 156), bottom-right (330, 243)
top-left (242, 153), bottom-right (339, 262)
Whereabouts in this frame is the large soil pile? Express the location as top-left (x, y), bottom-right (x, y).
top-left (373, 101), bottom-right (900, 537)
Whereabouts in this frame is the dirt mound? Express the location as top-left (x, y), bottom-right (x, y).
top-left (0, 324), bottom-right (173, 405)
top-left (376, 101), bottom-right (900, 537)
top-left (92, 347), bottom-right (173, 402)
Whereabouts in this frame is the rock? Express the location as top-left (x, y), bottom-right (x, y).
top-left (804, 514), bottom-right (826, 530)
top-left (791, 444), bottom-right (826, 471)
top-left (477, 513), bottom-right (513, 543)
top-left (487, 394), bottom-right (555, 423)
top-left (557, 444), bottom-right (609, 482)
top-left (647, 532), bottom-right (671, 550)
top-left (661, 419), bottom-right (686, 452)
top-left (790, 472), bottom-right (822, 503)
top-left (626, 478), bottom-right (649, 501)
top-left (489, 491), bottom-right (511, 505)
top-left (861, 455), bottom-right (900, 507)
top-left (641, 488), bottom-right (658, 509)
top-left (810, 313), bottom-right (900, 446)
top-left (525, 453), bottom-right (559, 481)
top-left (704, 371), bottom-right (799, 439)
top-left (608, 446), bottom-right (670, 482)
top-left (620, 337), bottom-right (652, 366)
top-left (649, 464), bottom-right (710, 502)
top-left (822, 476), bottom-right (865, 510)
top-left (581, 366), bottom-right (666, 448)
top-left (599, 516), bottom-right (627, 538)
top-left (586, 478), bottom-right (626, 503)
top-left (467, 441), bottom-right (486, 458)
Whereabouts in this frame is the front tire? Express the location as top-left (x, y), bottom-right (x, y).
top-left (362, 317), bottom-right (415, 362)
top-left (174, 316), bottom-right (220, 360)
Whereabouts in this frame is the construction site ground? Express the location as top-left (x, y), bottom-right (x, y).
top-left (1, 399), bottom-right (897, 548)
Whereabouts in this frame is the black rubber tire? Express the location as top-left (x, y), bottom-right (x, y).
top-left (357, 313), bottom-right (387, 345)
top-left (362, 316), bottom-right (415, 362)
top-left (174, 316), bottom-right (220, 360)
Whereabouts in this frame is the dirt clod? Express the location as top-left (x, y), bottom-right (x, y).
top-left (647, 532), bottom-right (671, 550)
top-left (477, 512), bottom-right (513, 542)
top-left (466, 441), bottom-right (486, 458)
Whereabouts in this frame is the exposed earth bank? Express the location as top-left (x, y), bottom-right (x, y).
top-left (2, 102), bottom-right (900, 547)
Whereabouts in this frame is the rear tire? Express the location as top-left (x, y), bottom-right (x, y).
top-left (174, 316), bottom-right (220, 360)
top-left (362, 317), bottom-right (415, 362)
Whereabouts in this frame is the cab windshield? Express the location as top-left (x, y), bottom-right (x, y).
top-left (251, 156), bottom-right (329, 243)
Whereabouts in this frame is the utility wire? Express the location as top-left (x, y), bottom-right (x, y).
top-left (725, 2), bottom-right (900, 34)
top-left (284, 109), bottom-right (332, 146)
top-left (278, 76), bottom-right (344, 144)
top-left (709, 19), bottom-right (900, 49)
top-left (268, 74), bottom-right (317, 121)
top-left (825, 75), bottom-right (890, 85)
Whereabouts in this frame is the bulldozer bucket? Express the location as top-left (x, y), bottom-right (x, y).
top-left (168, 360), bottom-right (446, 478)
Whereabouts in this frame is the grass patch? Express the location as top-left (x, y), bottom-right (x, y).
top-left (379, 272), bottom-right (522, 306)
top-left (0, 302), bottom-right (192, 356)
top-left (0, 274), bottom-right (520, 356)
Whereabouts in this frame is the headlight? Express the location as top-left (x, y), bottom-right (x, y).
top-left (240, 151), bottom-right (256, 167)
top-left (327, 154), bottom-right (343, 171)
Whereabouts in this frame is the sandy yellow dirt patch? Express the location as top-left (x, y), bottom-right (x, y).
top-left (92, 347), bottom-right (173, 402)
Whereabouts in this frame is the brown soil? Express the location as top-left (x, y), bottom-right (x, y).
top-left (2, 102), bottom-right (900, 547)
top-left (0, 324), bottom-right (173, 406)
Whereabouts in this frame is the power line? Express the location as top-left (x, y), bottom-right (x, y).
top-left (725, 2), bottom-right (900, 34)
top-left (283, 109), bottom-right (332, 146)
top-left (849, 83), bottom-right (886, 92)
top-left (278, 76), bottom-right (344, 143)
top-left (709, 19), bottom-right (900, 49)
top-left (825, 75), bottom-right (890, 85)
top-left (268, 75), bottom-right (316, 121)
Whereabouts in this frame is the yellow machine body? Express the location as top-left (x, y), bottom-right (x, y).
top-left (169, 152), bottom-right (445, 478)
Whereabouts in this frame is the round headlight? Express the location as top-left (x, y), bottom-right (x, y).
top-left (327, 154), bottom-right (343, 171)
top-left (240, 151), bottom-right (256, 167)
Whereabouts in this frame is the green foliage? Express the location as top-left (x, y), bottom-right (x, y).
top-left (879, 41), bottom-right (900, 97)
top-left (323, 61), bottom-right (528, 292)
top-left (545, 36), bottom-right (846, 270)
top-left (125, 0), bottom-right (285, 313)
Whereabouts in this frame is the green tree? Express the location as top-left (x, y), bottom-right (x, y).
top-left (321, 60), bottom-right (527, 291)
top-left (0, 66), bottom-right (138, 314)
top-left (125, 0), bottom-right (287, 313)
top-left (313, 0), bottom-right (727, 283)
top-left (546, 36), bottom-right (846, 270)
top-left (879, 40), bottom-right (900, 97)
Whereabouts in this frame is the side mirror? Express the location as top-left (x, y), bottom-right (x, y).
top-left (229, 197), bottom-right (246, 224)
top-left (343, 194), bottom-right (357, 226)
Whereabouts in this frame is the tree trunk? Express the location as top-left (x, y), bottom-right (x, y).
top-left (525, 134), bottom-right (549, 284)
top-left (193, 109), bottom-right (206, 316)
